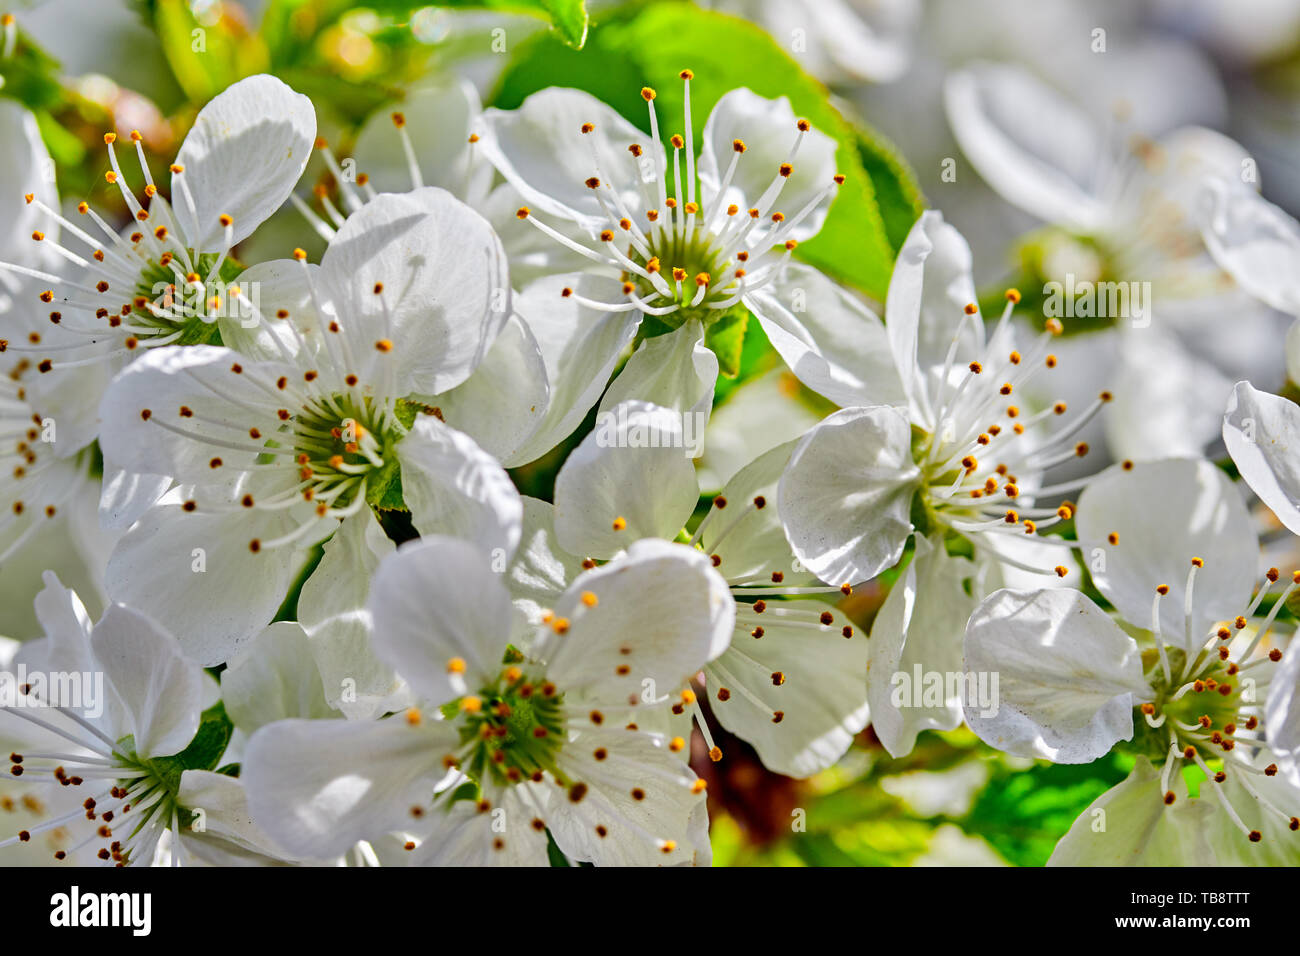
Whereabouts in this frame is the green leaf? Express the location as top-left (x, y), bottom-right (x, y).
top-left (444, 0), bottom-right (589, 48)
top-left (491, 2), bottom-right (917, 299)
top-left (273, 542), bottom-right (326, 622)
top-left (703, 305), bottom-right (748, 378)
top-left (169, 701), bottom-right (236, 774)
top-left (855, 127), bottom-right (926, 254)
top-left (262, 0), bottom-right (587, 54)
top-left (33, 111), bottom-right (86, 169)
top-left (154, 0), bottom-right (269, 104)
top-left (0, 30), bottom-right (66, 113)
top-left (710, 310), bottom-right (777, 404)
top-left (955, 754), bottom-right (1131, 866)
top-left (130, 702), bottom-right (237, 799)
top-left (365, 457), bottom-right (405, 511)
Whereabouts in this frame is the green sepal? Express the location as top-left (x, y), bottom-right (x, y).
top-left (704, 305), bottom-right (749, 378)
top-left (123, 701), bottom-right (236, 798)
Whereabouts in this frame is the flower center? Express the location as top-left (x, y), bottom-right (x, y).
top-left (5, 133), bottom-right (247, 377)
top-left (3, 694), bottom-right (231, 865)
top-left (907, 293), bottom-right (1115, 580)
top-left (286, 393), bottom-right (395, 514)
top-left (517, 71), bottom-right (842, 330)
top-left (1124, 564), bottom-right (1300, 843)
top-left (453, 666), bottom-right (567, 787)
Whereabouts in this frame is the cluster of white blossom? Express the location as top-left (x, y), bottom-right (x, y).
top-left (0, 0), bottom-right (1297, 868)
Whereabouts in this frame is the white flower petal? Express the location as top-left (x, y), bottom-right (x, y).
top-left (506, 496), bottom-right (584, 624)
top-left (714, 0), bottom-right (918, 85)
top-left (1223, 380), bottom-right (1300, 537)
top-left (700, 439), bottom-right (819, 587)
top-left (553, 401), bottom-right (700, 559)
top-left (1046, 758), bottom-right (1216, 866)
top-left (318, 187), bottom-right (510, 396)
top-left (1138, 127), bottom-right (1254, 231)
top-left (779, 405), bottom-right (920, 585)
top-left (98, 344), bottom-right (284, 492)
top-left (698, 88), bottom-right (838, 241)
top-left (0, 100), bottom-right (58, 265)
top-left (478, 88), bottom-right (663, 230)
top-left (219, 259), bottom-right (324, 364)
top-left (1075, 458), bottom-right (1257, 648)
top-left (1199, 177), bottom-right (1300, 314)
top-left (944, 62), bottom-right (1105, 232)
top-left (176, 769), bottom-right (301, 866)
top-left (299, 507), bottom-right (408, 720)
top-left (428, 312), bottom-right (549, 468)
top-left (867, 535), bottom-right (980, 757)
top-left (707, 609), bottom-right (869, 777)
top-left (963, 588), bottom-right (1148, 763)
top-left (369, 535), bottom-right (515, 705)
top-left (98, 466), bottom-right (171, 531)
top-left (396, 415), bottom-right (523, 561)
top-left (104, 498), bottom-right (308, 666)
top-left (882, 211), bottom-right (982, 420)
top-left (29, 570), bottom-right (94, 669)
top-left (1288, 318), bottom-right (1300, 387)
top-left (222, 621), bottom-right (336, 734)
top-left (410, 787), bottom-right (550, 866)
top-left (1106, 327), bottom-right (1234, 461)
top-left (243, 716), bottom-right (454, 858)
top-left (598, 321), bottom-right (717, 450)
top-left (745, 262), bottom-right (905, 410)
top-left (1204, 767), bottom-right (1300, 864)
top-left (549, 727), bottom-right (705, 866)
top-left (506, 273), bottom-right (640, 466)
top-left (1265, 637), bottom-right (1300, 789)
top-left (545, 539), bottom-right (734, 702)
top-left (352, 80), bottom-right (488, 198)
top-left (697, 369), bottom-right (821, 491)
top-left (91, 604), bottom-right (204, 758)
top-left (172, 74), bottom-right (315, 250)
